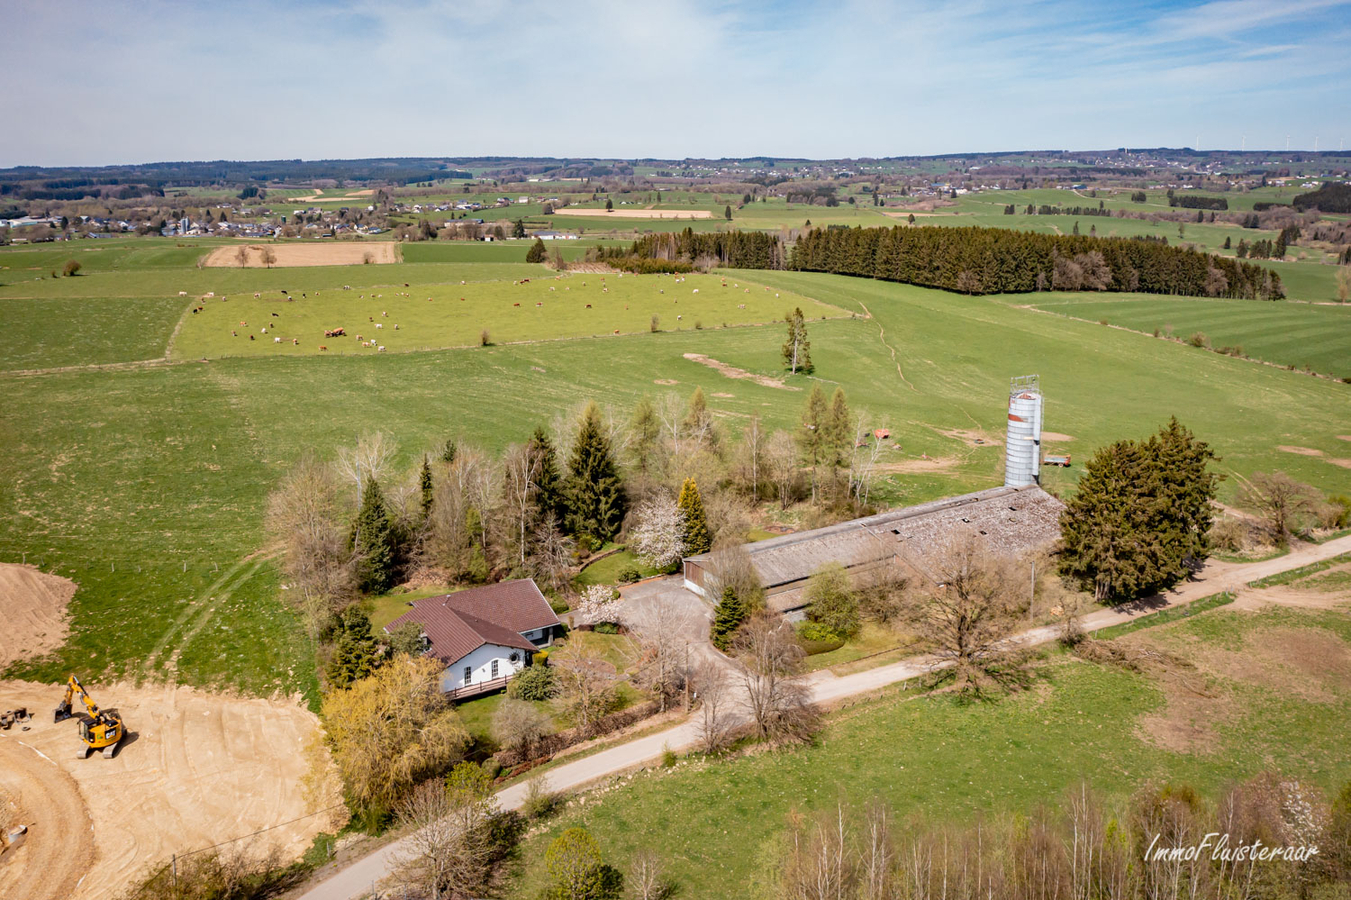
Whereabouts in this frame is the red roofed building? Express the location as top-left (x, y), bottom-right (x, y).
top-left (385, 578), bottom-right (561, 698)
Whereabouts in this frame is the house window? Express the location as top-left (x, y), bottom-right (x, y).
top-left (463, 666), bottom-right (472, 685)
top-left (491, 659), bottom-right (500, 679)
top-left (509, 652), bottom-right (521, 664)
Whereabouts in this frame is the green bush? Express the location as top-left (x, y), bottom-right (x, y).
top-left (507, 661), bottom-right (557, 701)
top-left (1329, 494), bottom-right (1351, 529)
top-left (803, 562), bottom-right (861, 639)
top-left (616, 565), bottom-right (643, 584)
top-left (549, 597), bottom-right (570, 614)
top-left (593, 622), bottom-right (620, 635)
top-left (481, 757), bottom-right (503, 779)
top-left (797, 620), bottom-right (846, 655)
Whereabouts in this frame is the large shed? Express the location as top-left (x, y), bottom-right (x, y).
top-left (682, 484), bottom-right (1064, 613)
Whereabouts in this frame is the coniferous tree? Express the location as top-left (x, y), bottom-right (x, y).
top-left (682, 386), bottom-right (715, 447)
top-left (512, 218), bottom-right (526, 238)
top-left (565, 402), bottom-right (627, 542)
top-left (782, 307), bottom-right (813, 374)
top-left (797, 385), bottom-right (829, 503)
top-left (677, 478), bottom-right (712, 555)
top-left (419, 454), bottom-right (434, 520)
top-left (711, 585), bottom-right (747, 651)
top-left (353, 478), bottom-right (396, 594)
top-left (628, 395), bottom-right (661, 476)
top-left (1059, 420), bottom-right (1219, 603)
top-left (1274, 229), bottom-right (1287, 259)
top-left (528, 426), bottom-right (564, 526)
top-left (724, 205), bottom-right (732, 221)
top-left (327, 607), bottom-right (379, 688)
top-left (825, 387), bottom-right (851, 494)
top-left (441, 438), bottom-right (457, 464)
top-left (526, 238), bottom-right (547, 263)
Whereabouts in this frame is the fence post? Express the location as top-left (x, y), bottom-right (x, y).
top-left (171, 853), bottom-right (177, 889)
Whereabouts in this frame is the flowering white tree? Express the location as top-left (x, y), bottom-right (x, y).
top-left (573, 584), bottom-right (624, 627)
top-left (630, 495), bottom-right (687, 569)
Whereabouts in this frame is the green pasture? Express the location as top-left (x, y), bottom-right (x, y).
top-left (1026, 292), bottom-right (1351, 378)
top-left (169, 273), bottom-right (843, 359)
top-left (503, 606), bottom-right (1351, 899)
top-left (3, 248), bottom-right (1350, 700)
top-left (0, 295), bottom-right (188, 371)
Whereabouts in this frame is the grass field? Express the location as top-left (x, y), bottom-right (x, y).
top-left (502, 603), bottom-right (1351, 899)
top-left (1024, 293), bottom-right (1351, 378)
top-left (2, 242), bottom-right (1349, 702)
top-left (170, 273), bottom-right (844, 359)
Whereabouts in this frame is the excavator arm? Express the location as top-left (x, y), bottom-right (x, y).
top-left (53, 675), bottom-right (124, 758)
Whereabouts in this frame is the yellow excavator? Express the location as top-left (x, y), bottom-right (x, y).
top-left (53, 675), bottom-right (125, 759)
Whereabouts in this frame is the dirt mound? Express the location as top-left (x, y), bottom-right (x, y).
top-left (682, 353), bottom-right (800, 391)
top-left (202, 242), bottom-right (399, 268)
top-left (0, 564), bottom-right (76, 669)
top-left (0, 680), bottom-right (331, 900)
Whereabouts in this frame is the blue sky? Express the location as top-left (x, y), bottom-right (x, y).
top-left (2, 0), bottom-right (1348, 166)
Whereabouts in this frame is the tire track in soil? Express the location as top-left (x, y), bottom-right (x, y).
top-left (857, 300), bottom-right (918, 392)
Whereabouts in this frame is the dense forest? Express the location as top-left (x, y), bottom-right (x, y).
top-left (614, 229), bottom-right (784, 269)
top-left (788, 225), bottom-right (1283, 299)
top-left (1293, 181), bottom-right (1351, 213)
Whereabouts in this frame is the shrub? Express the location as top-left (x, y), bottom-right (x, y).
top-left (616, 565), bottom-right (643, 584)
top-left (506, 661), bottom-right (557, 701)
top-left (1329, 494), bottom-right (1351, 529)
top-left (803, 562), bottom-right (860, 638)
top-left (62, 259), bottom-right (81, 276)
top-left (480, 328), bottom-right (491, 346)
top-left (548, 597), bottom-right (570, 614)
top-left (522, 774), bottom-right (561, 820)
top-left (593, 622), bottom-right (620, 635)
top-left (481, 757), bottom-right (503, 778)
top-left (1187, 331), bottom-right (1209, 348)
top-left (1208, 515), bottom-right (1250, 553)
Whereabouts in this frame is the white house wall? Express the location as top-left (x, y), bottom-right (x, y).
top-left (439, 643), bottom-right (529, 693)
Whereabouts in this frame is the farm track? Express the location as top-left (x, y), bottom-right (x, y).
top-left (297, 533), bottom-right (1351, 900)
top-left (857, 300), bottom-right (917, 392)
top-left (1, 357), bottom-right (190, 378)
top-left (141, 556), bottom-right (265, 678)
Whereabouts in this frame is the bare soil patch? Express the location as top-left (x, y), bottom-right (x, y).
top-left (1194, 627), bottom-right (1351, 702)
top-left (558, 208), bottom-right (713, 219)
top-left (1337, 435), bottom-right (1351, 443)
top-left (877, 456), bottom-right (959, 475)
top-left (0, 564), bottom-right (76, 669)
top-left (0, 680), bottom-right (331, 900)
top-left (203, 242), bottom-right (399, 268)
top-left (934, 426), bottom-right (1001, 446)
top-left (682, 353), bottom-right (800, 390)
top-left (1278, 445), bottom-right (1325, 457)
top-left (1041, 432), bottom-right (1075, 442)
top-left (653, 378), bottom-right (679, 386)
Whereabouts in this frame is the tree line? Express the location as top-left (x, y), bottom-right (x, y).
top-left (788, 224), bottom-right (1284, 299)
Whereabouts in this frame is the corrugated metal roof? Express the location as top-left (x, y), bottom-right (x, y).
top-left (384, 578), bottom-right (560, 664)
top-left (687, 485), bottom-right (1064, 591)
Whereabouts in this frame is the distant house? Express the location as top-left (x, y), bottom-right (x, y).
top-left (682, 485), bottom-right (1063, 614)
top-left (384, 579), bottom-right (562, 698)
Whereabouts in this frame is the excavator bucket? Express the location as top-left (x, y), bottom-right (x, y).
top-left (54, 701), bottom-right (72, 723)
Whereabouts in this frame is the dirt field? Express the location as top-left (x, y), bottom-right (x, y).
top-left (558, 208), bottom-right (713, 219)
top-left (0, 564), bottom-right (76, 670)
top-left (284, 189), bottom-right (374, 203)
top-left (0, 680), bottom-right (331, 900)
top-left (202, 242), bottom-right (400, 268)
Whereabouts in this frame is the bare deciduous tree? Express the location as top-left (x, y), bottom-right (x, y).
top-left (1238, 471), bottom-right (1325, 546)
top-left (554, 641), bottom-right (619, 736)
top-left (501, 442), bottom-right (543, 568)
top-left (766, 429), bottom-right (799, 509)
top-left (625, 590), bottom-right (694, 711)
top-left (735, 413), bottom-right (767, 501)
top-left (692, 660), bottom-right (735, 753)
top-left (334, 432), bottom-right (396, 506)
top-left (848, 413), bottom-right (886, 507)
top-left (266, 453), bottom-right (355, 637)
top-left (390, 767), bottom-right (497, 900)
top-left (491, 698), bottom-right (553, 762)
top-left (259, 246), bottom-right (277, 268)
top-left (629, 849), bottom-right (672, 900)
top-left (905, 533), bottom-right (1023, 695)
top-left (733, 611), bottom-right (817, 744)
top-left (704, 539), bottom-right (765, 609)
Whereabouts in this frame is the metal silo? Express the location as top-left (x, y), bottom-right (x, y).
top-left (1004, 375), bottom-right (1043, 487)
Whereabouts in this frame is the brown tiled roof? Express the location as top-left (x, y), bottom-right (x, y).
top-left (384, 579), bottom-right (560, 665)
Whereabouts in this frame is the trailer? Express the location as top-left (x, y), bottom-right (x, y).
top-left (1043, 454), bottom-right (1072, 468)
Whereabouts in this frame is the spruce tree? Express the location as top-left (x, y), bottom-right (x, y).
top-left (825, 387), bottom-right (851, 490)
top-left (1274, 230), bottom-right (1287, 259)
top-left (327, 607), bottom-right (379, 688)
top-left (526, 238), bottom-right (547, 263)
top-left (441, 438), bottom-right (457, 464)
top-left (353, 478), bottom-right (396, 594)
top-left (711, 585), bottom-right (747, 651)
top-left (677, 478), bottom-right (712, 555)
top-left (724, 205), bottom-right (732, 221)
top-left (797, 385), bottom-right (829, 503)
top-left (565, 402), bottom-right (627, 543)
top-left (781, 307), bottom-right (812, 374)
top-left (628, 395), bottom-right (661, 475)
top-left (682, 386), bottom-right (715, 446)
top-left (512, 218), bottom-right (526, 238)
top-left (419, 455), bottom-right (434, 520)
top-left (529, 425), bottom-right (564, 526)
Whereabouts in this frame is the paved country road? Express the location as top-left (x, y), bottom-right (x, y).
top-left (295, 534), bottom-right (1351, 900)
